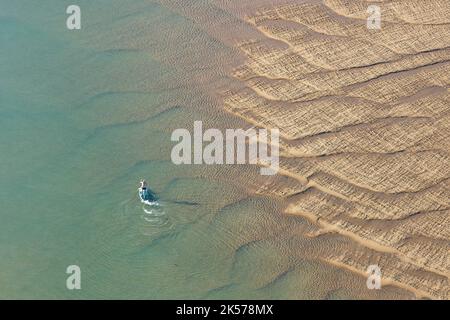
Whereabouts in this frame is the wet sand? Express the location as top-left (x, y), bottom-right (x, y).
top-left (210, 0), bottom-right (449, 299)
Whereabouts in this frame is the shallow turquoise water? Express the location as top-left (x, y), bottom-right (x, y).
top-left (1, 0), bottom-right (291, 299)
top-left (0, 0), bottom-right (230, 298)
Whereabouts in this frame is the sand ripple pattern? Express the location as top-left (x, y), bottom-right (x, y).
top-left (224, 0), bottom-right (450, 299)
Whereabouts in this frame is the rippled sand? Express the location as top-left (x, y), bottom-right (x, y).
top-left (216, 0), bottom-right (450, 299)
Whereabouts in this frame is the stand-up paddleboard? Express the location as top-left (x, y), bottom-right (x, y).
top-left (138, 187), bottom-right (159, 206)
top-left (138, 186), bottom-right (159, 211)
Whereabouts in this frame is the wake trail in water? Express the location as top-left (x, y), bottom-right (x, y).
top-left (140, 197), bottom-right (170, 226)
top-left (120, 192), bottom-right (173, 235)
